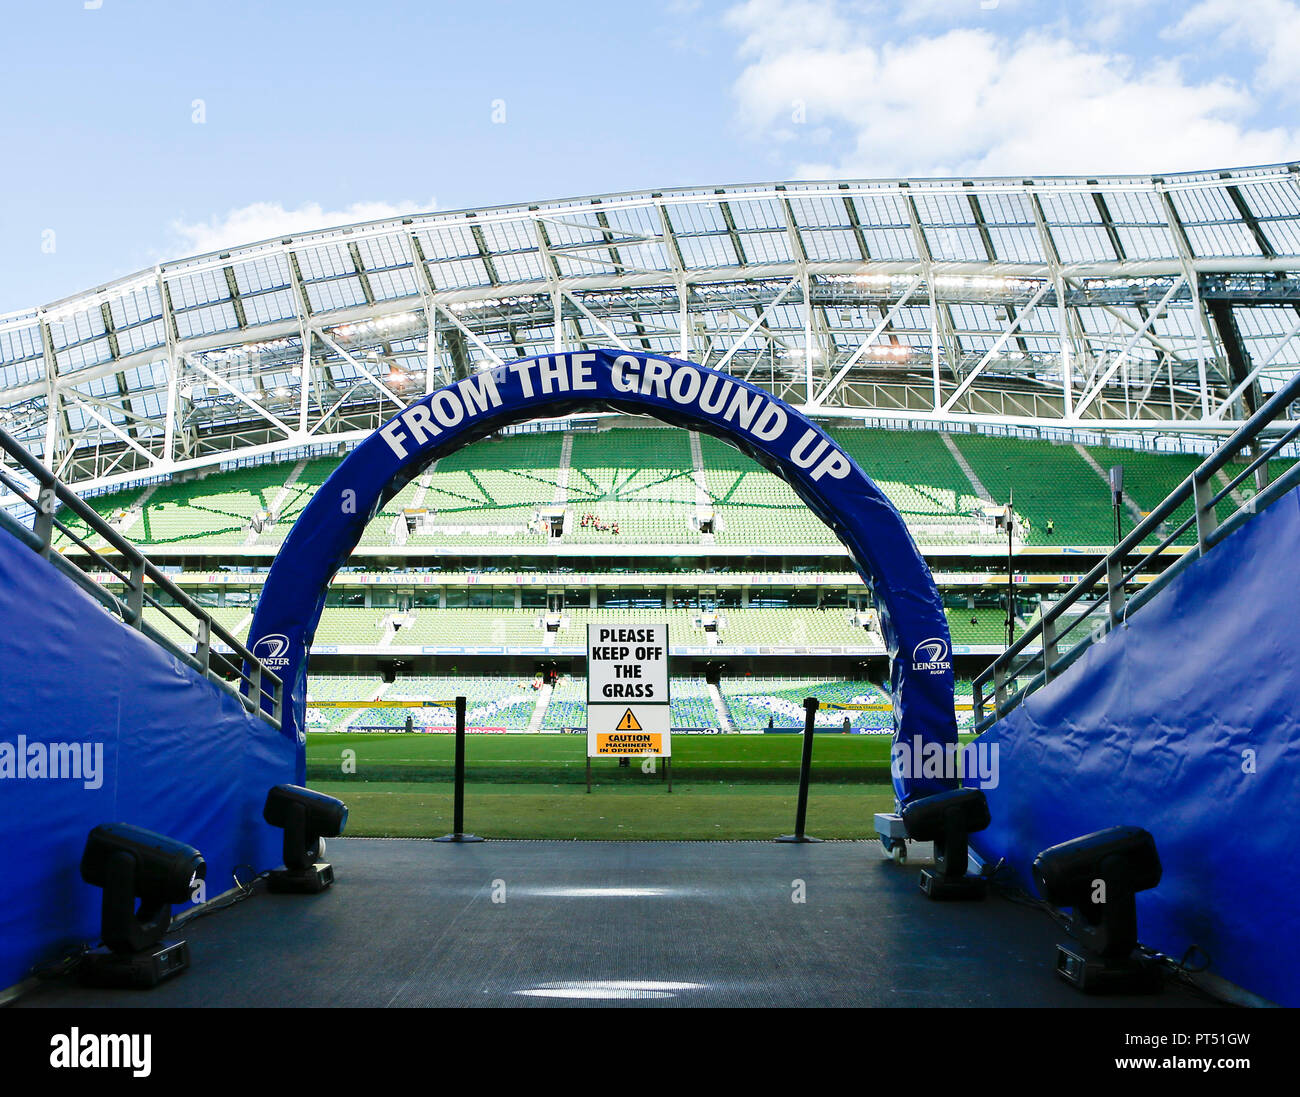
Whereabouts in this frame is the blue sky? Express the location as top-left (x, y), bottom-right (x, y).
top-left (1, 0), bottom-right (1296, 313)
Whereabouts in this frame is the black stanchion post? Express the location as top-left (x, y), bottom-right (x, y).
top-left (435, 696), bottom-right (483, 842)
top-left (776, 697), bottom-right (823, 843)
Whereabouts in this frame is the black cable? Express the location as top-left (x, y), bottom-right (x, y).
top-left (29, 941), bottom-right (97, 982)
top-left (174, 865), bottom-right (268, 927)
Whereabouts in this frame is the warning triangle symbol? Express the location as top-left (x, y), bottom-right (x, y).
top-left (616, 708), bottom-right (642, 731)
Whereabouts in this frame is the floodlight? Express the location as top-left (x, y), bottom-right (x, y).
top-left (78, 822), bottom-right (205, 987)
top-left (1032, 826), bottom-right (1163, 993)
top-left (900, 788), bottom-right (991, 900)
top-left (263, 784), bottom-right (348, 893)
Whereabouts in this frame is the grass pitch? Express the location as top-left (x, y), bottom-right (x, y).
top-left (307, 731), bottom-right (946, 840)
top-left (312, 780), bottom-right (899, 840)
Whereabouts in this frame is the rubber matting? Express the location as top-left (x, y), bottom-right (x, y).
top-left (16, 838), bottom-right (1217, 1008)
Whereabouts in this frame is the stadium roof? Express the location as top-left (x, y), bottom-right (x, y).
top-left (3, 162), bottom-right (1300, 492)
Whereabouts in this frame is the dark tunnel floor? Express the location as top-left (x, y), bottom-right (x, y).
top-left (17, 838), bottom-right (1218, 1008)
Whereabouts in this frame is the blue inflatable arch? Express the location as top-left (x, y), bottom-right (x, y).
top-left (248, 350), bottom-right (957, 803)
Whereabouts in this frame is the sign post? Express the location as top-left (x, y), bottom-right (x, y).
top-left (434, 696), bottom-right (483, 842)
top-left (776, 697), bottom-right (823, 843)
top-left (586, 623), bottom-right (671, 792)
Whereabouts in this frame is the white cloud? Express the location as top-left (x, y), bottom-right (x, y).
top-left (725, 0), bottom-right (1298, 178)
top-left (893, 0), bottom-right (1031, 27)
top-left (1176, 0), bottom-right (1300, 100)
top-left (169, 197), bottom-right (437, 257)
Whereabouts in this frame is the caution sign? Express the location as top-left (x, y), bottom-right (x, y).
top-left (587, 623), bottom-right (670, 758)
top-left (588, 707), bottom-right (671, 756)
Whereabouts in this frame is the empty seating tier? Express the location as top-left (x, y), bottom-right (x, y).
top-left (55, 426), bottom-right (1224, 551)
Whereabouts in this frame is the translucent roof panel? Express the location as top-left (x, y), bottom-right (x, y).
top-left (297, 244), bottom-right (355, 281)
top-left (987, 227), bottom-right (1046, 263)
top-left (923, 225), bottom-right (988, 262)
top-left (789, 196), bottom-right (853, 228)
top-left (173, 301), bottom-right (239, 339)
top-left (167, 269), bottom-right (233, 310)
top-left (305, 278), bottom-right (367, 314)
top-left (1239, 179), bottom-right (1300, 219)
top-left (0, 322), bottom-right (44, 389)
top-left (234, 255), bottom-right (293, 295)
top-left (426, 257), bottom-right (492, 290)
top-left (800, 228), bottom-right (862, 262)
top-left (1047, 224), bottom-right (1117, 264)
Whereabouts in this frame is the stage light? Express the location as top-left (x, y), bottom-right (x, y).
top-left (263, 784), bottom-right (348, 893)
top-left (900, 787), bottom-right (990, 900)
top-left (1032, 825), bottom-right (1163, 993)
top-left (78, 823), bottom-right (205, 988)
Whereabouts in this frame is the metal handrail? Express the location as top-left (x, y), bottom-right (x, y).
top-left (0, 426), bottom-right (282, 728)
top-left (974, 369), bottom-right (1300, 733)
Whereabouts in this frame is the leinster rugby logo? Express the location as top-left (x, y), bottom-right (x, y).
top-left (253, 633), bottom-right (291, 669)
top-left (912, 637), bottom-right (952, 674)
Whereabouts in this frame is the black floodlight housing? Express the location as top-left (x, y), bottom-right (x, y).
top-left (78, 823), bottom-right (204, 988)
top-left (1032, 825), bottom-right (1163, 994)
top-left (263, 784), bottom-right (348, 893)
top-left (900, 787), bottom-right (991, 900)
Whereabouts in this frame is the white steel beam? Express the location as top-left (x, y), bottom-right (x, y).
top-left (809, 275), bottom-right (924, 408)
top-left (941, 282), bottom-right (1050, 413)
top-left (315, 329), bottom-right (408, 411)
top-left (63, 393), bottom-right (162, 469)
top-left (1073, 276), bottom-right (1184, 417)
top-left (560, 289), bottom-right (632, 352)
top-left (712, 277), bottom-right (798, 374)
top-left (185, 355), bottom-right (296, 438)
top-left (431, 301), bottom-right (506, 367)
top-left (1209, 310), bottom-right (1300, 420)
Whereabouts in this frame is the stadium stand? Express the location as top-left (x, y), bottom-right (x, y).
top-left (669, 677), bottom-right (719, 729)
top-left (54, 425), bottom-right (1232, 553)
top-left (385, 676), bottom-right (539, 730)
top-left (298, 672), bottom-right (975, 732)
top-left (313, 607), bottom-right (390, 645)
top-left (946, 606), bottom-right (1026, 646)
top-left (304, 675), bottom-right (539, 731)
top-left (393, 608), bottom-right (548, 647)
top-left (401, 433), bottom-right (566, 544)
top-left (541, 674), bottom-right (587, 730)
top-left (134, 462), bottom-right (292, 547)
top-left (720, 678), bottom-right (894, 731)
top-left (305, 675), bottom-right (388, 732)
top-left (698, 432), bottom-right (829, 545)
top-left (141, 604), bottom-right (254, 650)
top-left (256, 456), bottom-right (347, 545)
top-left (715, 607), bottom-right (875, 647)
top-left (566, 428), bottom-right (697, 544)
top-left (828, 427), bottom-right (989, 544)
top-left (288, 607), bottom-right (1017, 651)
top-left (559, 607), bottom-right (701, 641)
top-left (951, 433), bottom-right (1115, 545)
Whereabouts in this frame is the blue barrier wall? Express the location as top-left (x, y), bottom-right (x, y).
top-left (0, 533), bottom-right (296, 993)
top-left (972, 486), bottom-right (1300, 1006)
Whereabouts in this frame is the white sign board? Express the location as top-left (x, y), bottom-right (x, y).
top-left (586, 623), bottom-right (670, 757)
